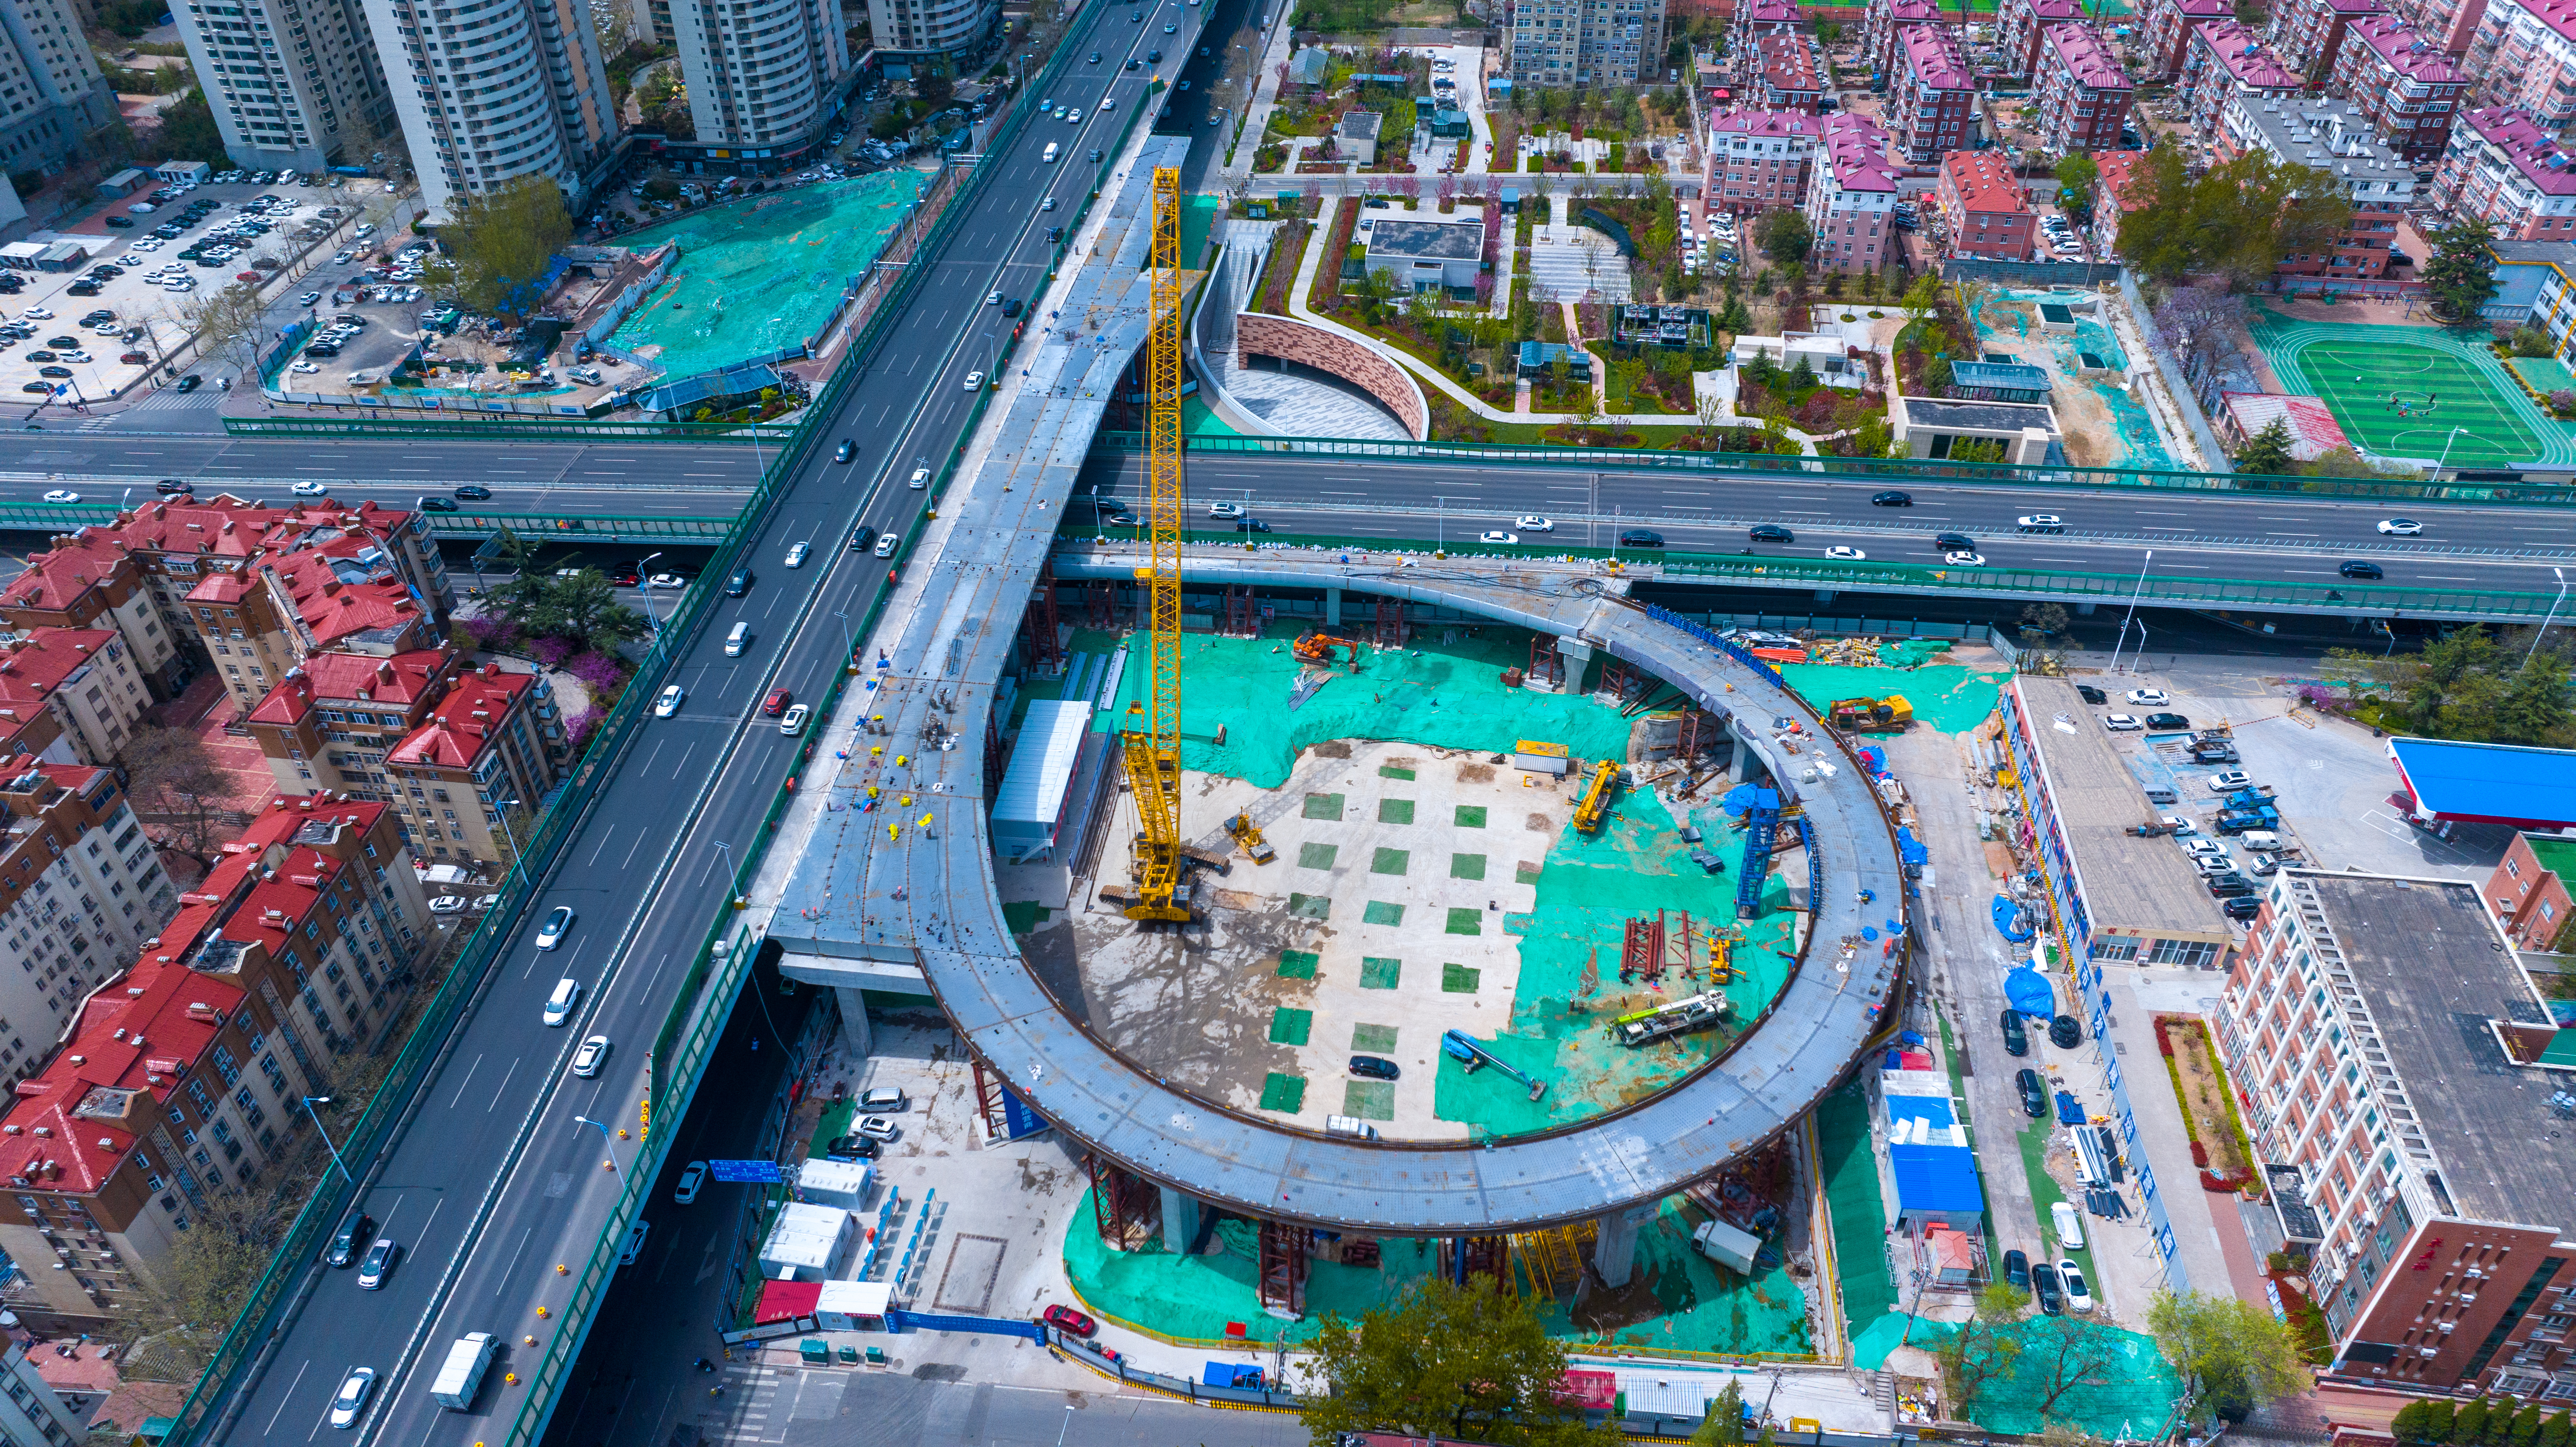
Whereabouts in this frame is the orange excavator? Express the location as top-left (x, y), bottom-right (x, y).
top-left (1294, 633), bottom-right (1365, 671)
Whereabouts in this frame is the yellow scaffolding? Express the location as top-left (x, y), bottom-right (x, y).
top-left (1511, 1220), bottom-right (1599, 1300)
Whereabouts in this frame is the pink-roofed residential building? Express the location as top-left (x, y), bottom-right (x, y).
top-left (1862, 0), bottom-right (1948, 76)
top-left (2179, 21), bottom-right (2303, 134)
top-left (1937, 150), bottom-right (2037, 258)
top-left (2033, 24), bottom-right (2136, 154)
top-left (2275, 0), bottom-right (2386, 78)
top-left (2382, 0), bottom-right (2491, 56)
top-left (2431, 106), bottom-right (2576, 236)
top-left (1754, 31), bottom-right (1826, 110)
top-left (1706, 109), bottom-right (1828, 214)
top-left (2091, 148), bottom-right (2155, 256)
top-left (0, 795), bottom-right (427, 1333)
top-left (2328, 14), bottom-right (2466, 162)
top-left (0, 628), bottom-right (151, 771)
top-left (1997, 0), bottom-right (2088, 77)
top-left (1803, 113), bottom-right (1904, 271)
top-left (2463, 0), bottom-right (2576, 129)
top-left (2138, 0), bottom-right (2232, 78)
top-left (1889, 24), bottom-right (1978, 164)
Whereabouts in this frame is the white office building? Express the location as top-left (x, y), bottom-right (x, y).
top-left (171, 0), bottom-right (395, 171)
top-left (361, 0), bottom-right (620, 219)
top-left (0, 0), bottom-right (117, 178)
top-left (0, 1341), bottom-right (82, 1447)
top-left (669, 0), bottom-right (849, 149)
top-left (865, 0), bottom-right (998, 60)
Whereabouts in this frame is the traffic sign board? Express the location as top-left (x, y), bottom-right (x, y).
top-left (707, 1159), bottom-right (784, 1183)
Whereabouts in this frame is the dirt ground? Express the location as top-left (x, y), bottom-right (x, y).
top-left (2160, 1016), bottom-right (2250, 1175)
top-left (1965, 291), bottom-right (2140, 468)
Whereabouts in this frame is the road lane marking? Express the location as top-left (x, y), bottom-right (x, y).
top-left (486, 1057), bottom-right (520, 1111)
top-left (445, 1054), bottom-right (483, 1108)
top-left (262, 1358), bottom-right (310, 1439)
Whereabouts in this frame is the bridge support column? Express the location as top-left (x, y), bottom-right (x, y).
top-left (1160, 1187), bottom-right (1201, 1255)
top-left (1813, 590), bottom-right (1836, 603)
top-left (1555, 638), bottom-right (1596, 696)
top-left (830, 987), bottom-right (874, 1057)
top-left (1592, 1205), bottom-right (1649, 1289)
top-left (2075, 601), bottom-right (2097, 616)
top-left (1325, 586), bottom-right (1343, 627)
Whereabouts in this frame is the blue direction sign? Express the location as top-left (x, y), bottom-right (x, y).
top-left (707, 1159), bottom-right (785, 1184)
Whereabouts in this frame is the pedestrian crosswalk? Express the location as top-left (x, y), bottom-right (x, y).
top-left (122, 383), bottom-right (222, 416)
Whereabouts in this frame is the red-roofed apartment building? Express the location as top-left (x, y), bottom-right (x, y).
top-left (185, 539), bottom-right (439, 714)
top-left (1753, 32), bottom-right (1826, 111)
top-left (2329, 15), bottom-right (2467, 162)
top-left (1803, 114), bottom-right (1904, 271)
top-left (0, 499), bottom-right (448, 717)
top-left (2383, 0), bottom-right (2495, 58)
top-left (2465, 0), bottom-right (2576, 130)
top-left (0, 766), bottom-right (178, 1091)
top-left (1706, 109), bottom-right (1827, 215)
top-left (2179, 21), bottom-right (2304, 133)
top-left (1861, 0), bottom-right (1948, 77)
top-left (2431, 107), bottom-right (2576, 238)
top-left (2138, 0), bottom-right (2232, 78)
top-left (1996, 0), bottom-right (2086, 77)
top-left (2033, 24), bottom-right (2136, 154)
top-left (0, 795), bottom-right (427, 1333)
top-left (0, 631), bottom-right (150, 771)
top-left (1889, 24), bottom-right (1977, 164)
top-left (2275, 0), bottom-right (2386, 78)
top-left (244, 653), bottom-right (565, 868)
top-left (1937, 151), bottom-right (2037, 259)
top-left (2091, 149), bottom-right (2156, 256)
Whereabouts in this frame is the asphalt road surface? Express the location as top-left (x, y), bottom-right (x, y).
top-left (0, 435), bottom-right (768, 495)
top-left (197, 1), bottom-right (1198, 1439)
top-left (1075, 450), bottom-right (2576, 589)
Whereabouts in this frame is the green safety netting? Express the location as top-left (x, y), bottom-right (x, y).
top-left (1850, 1315), bottom-right (2183, 1439)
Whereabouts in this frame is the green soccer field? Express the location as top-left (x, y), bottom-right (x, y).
top-left (2287, 339), bottom-right (2541, 469)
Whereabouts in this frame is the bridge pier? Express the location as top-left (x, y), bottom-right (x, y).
top-left (2075, 601), bottom-right (2097, 616)
top-left (1160, 1186), bottom-right (1201, 1255)
top-left (1325, 586), bottom-right (1343, 627)
top-left (1592, 1205), bottom-right (1649, 1288)
top-left (828, 986), bottom-right (873, 1057)
top-left (1555, 637), bottom-right (1596, 696)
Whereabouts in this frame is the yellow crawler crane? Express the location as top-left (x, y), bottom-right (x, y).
top-left (1571, 758), bottom-right (1622, 833)
top-left (1119, 167), bottom-right (1191, 923)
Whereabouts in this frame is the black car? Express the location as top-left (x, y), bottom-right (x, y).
top-left (1934, 531), bottom-right (1975, 551)
top-left (418, 496), bottom-right (458, 512)
top-left (153, 479), bottom-right (192, 495)
top-left (1869, 490), bottom-right (1912, 506)
top-left (18, 382), bottom-right (49, 394)
top-left (1749, 524), bottom-right (1794, 543)
top-left (326, 1212), bottom-right (376, 1268)
top-left (24, 351), bottom-right (54, 362)
top-left (2339, 560), bottom-right (2383, 580)
top-left (1089, 49), bottom-right (1102, 61)
top-left (1046, 225), bottom-right (1065, 244)
top-left (1147, 47), bottom-right (1162, 60)
top-left (1999, 1009), bottom-right (2029, 1057)
top-left (2076, 684), bottom-right (2107, 704)
top-left (2049, 1014), bottom-right (2081, 1049)
top-left (725, 568), bottom-right (752, 597)
top-left (2222, 896), bottom-right (2263, 921)
top-left (104, 215), bottom-right (135, 228)
top-left (849, 524), bottom-right (880, 552)
top-left (173, 374), bottom-right (202, 393)
top-left (1350, 1055), bottom-right (1400, 1080)
top-left (2144, 712), bottom-right (2190, 730)
top-left (1088, 148), bottom-right (1103, 163)
top-left (2016, 1067), bottom-right (2048, 1118)
top-left (1003, 297), bottom-right (1024, 318)
top-left (36, 366), bottom-right (70, 379)
top-left (835, 439), bottom-right (857, 463)
top-left (2207, 873), bottom-right (2255, 898)
top-left (825, 1134), bottom-right (882, 1162)
top-left (44, 337), bottom-right (75, 349)
top-left (64, 282), bottom-right (99, 297)
top-left (2002, 1249), bottom-right (2031, 1289)
top-left (1618, 528), bottom-right (1664, 548)
top-left (2031, 1262), bottom-right (2064, 1315)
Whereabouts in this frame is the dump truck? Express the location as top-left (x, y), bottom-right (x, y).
top-left (430, 1332), bottom-right (498, 1411)
top-left (1826, 696), bottom-right (1913, 734)
top-left (1224, 811), bottom-right (1276, 864)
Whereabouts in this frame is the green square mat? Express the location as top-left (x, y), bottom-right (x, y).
top-left (1516, 862), bottom-right (1542, 885)
top-left (1268, 1007), bottom-right (1313, 1045)
top-left (1441, 962), bottom-right (1481, 993)
top-left (1371, 847), bottom-right (1410, 875)
top-left (1351, 1023), bottom-right (1399, 1051)
top-left (1446, 907), bottom-right (1483, 936)
top-left (1378, 798), bottom-right (1416, 825)
top-left (1343, 1081), bottom-right (1396, 1120)
top-left (1278, 949), bottom-right (1319, 979)
top-left (1360, 956), bottom-right (1402, 989)
top-left (1303, 792), bottom-right (1344, 820)
top-left (1298, 842), bottom-right (1338, 870)
top-left (1259, 1072), bottom-right (1307, 1113)
top-left (1456, 805), bottom-right (1488, 828)
top-left (1379, 764), bottom-right (1417, 780)
top-left (1450, 853), bottom-right (1486, 880)
top-left (1288, 893), bottom-right (1332, 920)
top-left (1363, 900), bottom-right (1405, 927)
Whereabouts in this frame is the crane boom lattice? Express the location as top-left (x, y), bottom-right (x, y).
top-left (1120, 165), bottom-right (1191, 923)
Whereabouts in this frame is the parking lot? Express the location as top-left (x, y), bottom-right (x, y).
top-left (3, 171), bottom-right (387, 403)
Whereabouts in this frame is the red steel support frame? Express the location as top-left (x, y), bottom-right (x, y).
top-left (1086, 1152), bottom-right (1158, 1250)
top-left (1258, 1220), bottom-right (1312, 1314)
top-left (1026, 563), bottom-right (1067, 673)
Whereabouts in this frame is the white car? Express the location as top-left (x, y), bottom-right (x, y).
top-left (2058, 1259), bottom-right (2093, 1313)
top-left (2017, 513), bottom-right (2065, 531)
top-left (2207, 771), bottom-right (2252, 792)
top-left (535, 905), bottom-right (575, 949)
top-left (674, 1160), bottom-right (708, 1205)
top-left (1825, 545), bottom-right (1866, 560)
top-left (570, 1034), bottom-right (611, 1078)
top-left (2125, 688), bottom-right (2170, 706)
top-left (785, 541), bottom-right (812, 568)
top-left (2192, 854), bottom-right (2238, 876)
top-left (353, 223), bottom-right (376, 236)
top-left (2103, 714), bottom-right (2143, 731)
top-left (291, 480), bottom-right (328, 495)
top-left (2181, 838), bottom-right (2228, 859)
top-left (1942, 550), bottom-right (1985, 566)
top-left (655, 684), bottom-right (685, 718)
top-left (1515, 515), bottom-right (1554, 532)
top-left (2377, 518), bottom-right (2422, 535)
top-left (20, 307), bottom-right (50, 319)
top-left (291, 361), bottom-right (321, 374)
top-left (648, 573), bottom-right (686, 589)
top-left (41, 489), bottom-right (77, 503)
top-left (857, 1115), bottom-right (902, 1141)
top-left (1207, 501), bottom-right (1245, 519)
top-left (329, 1367), bottom-right (375, 1429)
top-left (2162, 815), bottom-right (2197, 836)
top-left (427, 894), bottom-right (467, 914)
top-left (986, 290), bottom-right (1003, 305)
top-left (962, 370), bottom-right (985, 390)
top-left (1478, 531), bottom-right (1518, 545)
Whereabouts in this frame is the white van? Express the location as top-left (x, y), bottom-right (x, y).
top-left (2235, 830), bottom-right (2283, 852)
top-left (1323, 1115), bottom-right (1379, 1140)
top-left (726, 621), bottom-right (751, 656)
top-left (544, 977), bottom-right (581, 1027)
top-left (2050, 1199), bottom-right (2085, 1251)
top-left (1042, 141), bottom-right (1061, 163)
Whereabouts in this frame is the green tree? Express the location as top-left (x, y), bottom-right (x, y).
top-left (2022, 1314), bottom-right (2129, 1422)
top-left (2054, 154), bottom-right (2100, 215)
top-left (1299, 1277), bottom-right (1621, 1447)
top-left (154, 88), bottom-right (229, 166)
top-left (426, 174), bottom-right (575, 314)
top-left (1944, 1283), bottom-right (2030, 1417)
top-left (2511, 1404), bottom-right (2546, 1447)
top-left (2233, 417), bottom-right (2298, 477)
top-left (2146, 1290), bottom-right (2311, 1424)
top-left (1691, 1378), bottom-right (1747, 1446)
top-left (1757, 208), bottom-right (1813, 266)
top-left (532, 569), bottom-right (649, 652)
top-left (2459, 1400), bottom-right (2494, 1447)
top-left (2498, 653), bottom-right (2575, 744)
top-left (2119, 145), bottom-right (2352, 289)
top-left (2395, 1402), bottom-right (2436, 1444)
top-left (2538, 1409), bottom-right (2572, 1447)
top-left (2424, 216), bottom-right (2501, 324)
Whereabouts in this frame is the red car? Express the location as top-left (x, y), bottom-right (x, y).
top-left (607, 571), bottom-right (641, 587)
top-left (1041, 1305), bottom-right (1095, 1337)
top-left (761, 686), bottom-right (792, 716)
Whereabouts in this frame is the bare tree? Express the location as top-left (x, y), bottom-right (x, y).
top-left (123, 724), bottom-right (234, 857)
top-left (2024, 1315), bottom-right (2127, 1422)
top-left (180, 283), bottom-right (274, 391)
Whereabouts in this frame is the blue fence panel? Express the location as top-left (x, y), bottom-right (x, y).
top-left (1642, 604), bottom-right (1789, 688)
top-left (885, 1310), bottom-right (1045, 1341)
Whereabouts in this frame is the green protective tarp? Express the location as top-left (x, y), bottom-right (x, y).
top-left (1849, 1317), bottom-right (2184, 1438)
top-left (1815, 1081), bottom-right (1895, 1329)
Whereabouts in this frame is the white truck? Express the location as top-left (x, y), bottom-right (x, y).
top-left (1691, 1218), bottom-right (1761, 1275)
top-left (430, 1332), bottom-right (497, 1411)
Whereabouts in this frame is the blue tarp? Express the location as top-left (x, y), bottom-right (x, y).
top-left (1993, 894), bottom-right (2035, 943)
top-left (2387, 737), bottom-right (2576, 828)
top-left (2055, 1090), bottom-right (2085, 1125)
top-left (1896, 827), bottom-right (1929, 866)
top-left (1889, 1142), bottom-right (1985, 1216)
top-left (2005, 965), bottom-right (2055, 1018)
top-left (1203, 1363), bottom-right (1265, 1388)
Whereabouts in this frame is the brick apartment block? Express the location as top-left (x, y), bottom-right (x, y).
top-left (1888, 23), bottom-right (1976, 164)
top-left (2432, 106), bottom-right (2576, 237)
top-left (2328, 14), bottom-right (2466, 163)
top-left (2033, 23), bottom-right (2137, 154)
top-left (2274, 0), bottom-right (2386, 79)
top-left (2464, 0), bottom-right (2576, 132)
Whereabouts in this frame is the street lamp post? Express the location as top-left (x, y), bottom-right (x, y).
top-left (2435, 426), bottom-right (2473, 477)
top-left (2106, 549), bottom-right (2153, 675)
top-left (494, 797), bottom-right (527, 891)
top-left (573, 1114), bottom-right (622, 1173)
top-left (2529, 567), bottom-right (2570, 665)
top-left (302, 1096), bottom-right (355, 1185)
top-left (638, 552), bottom-right (666, 654)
